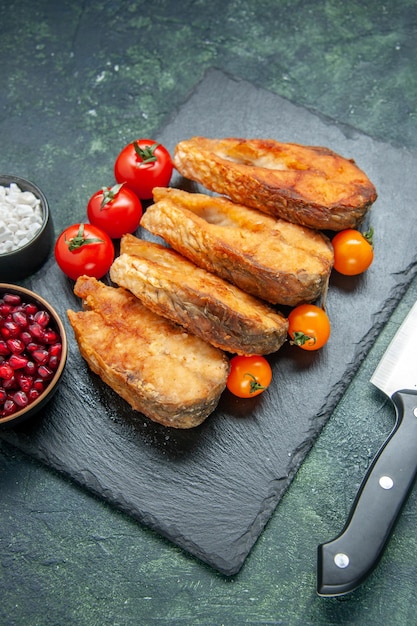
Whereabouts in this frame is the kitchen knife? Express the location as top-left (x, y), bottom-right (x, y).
top-left (317, 301), bottom-right (417, 597)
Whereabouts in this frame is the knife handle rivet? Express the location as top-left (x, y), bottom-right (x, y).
top-left (379, 475), bottom-right (394, 490)
top-left (334, 553), bottom-right (350, 569)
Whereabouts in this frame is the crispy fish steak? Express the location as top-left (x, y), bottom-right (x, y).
top-left (67, 276), bottom-right (229, 428)
top-left (141, 188), bottom-right (334, 306)
top-left (173, 137), bottom-right (377, 231)
top-left (110, 234), bottom-right (288, 355)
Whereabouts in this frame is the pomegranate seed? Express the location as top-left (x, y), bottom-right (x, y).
top-left (43, 329), bottom-right (59, 344)
top-left (3, 293), bottom-right (21, 305)
top-left (0, 388), bottom-right (7, 403)
top-left (28, 388), bottom-right (40, 401)
top-left (3, 398), bottom-right (16, 415)
top-left (0, 303), bottom-right (13, 317)
top-left (16, 373), bottom-right (33, 393)
top-left (1, 320), bottom-right (20, 339)
top-left (26, 342), bottom-right (40, 353)
top-left (33, 349), bottom-right (49, 365)
top-left (34, 310), bottom-right (50, 327)
top-left (7, 338), bottom-right (25, 355)
top-left (28, 322), bottom-right (44, 340)
top-left (0, 340), bottom-right (9, 356)
top-left (48, 355), bottom-right (60, 370)
top-left (49, 343), bottom-right (62, 358)
top-left (12, 310), bottom-right (28, 327)
top-left (24, 302), bottom-right (38, 316)
top-left (20, 331), bottom-right (32, 345)
top-left (13, 390), bottom-right (29, 408)
top-left (9, 354), bottom-right (29, 369)
top-left (33, 378), bottom-right (45, 392)
top-left (0, 362), bottom-right (14, 379)
top-left (3, 375), bottom-right (17, 390)
top-left (38, 365), bottom-right (53, 379)
top-left (24, 361), bottom-right (36, 376)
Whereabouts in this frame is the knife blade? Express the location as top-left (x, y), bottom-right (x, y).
top-left (317, 301), bottom-right (417, 597)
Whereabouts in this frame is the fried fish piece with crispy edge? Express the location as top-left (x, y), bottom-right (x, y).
top-left (173, 137), bottom-right (377, 231)
top-left (67, 276), bottom-right (229, 429)
top-left (110, 234), bottom-right (288, 356)
top-left (141, 187), bottom-right (333, 307)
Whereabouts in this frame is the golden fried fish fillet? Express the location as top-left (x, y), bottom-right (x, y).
top-left (141, 187), bottom-right (333, 307)
top-left (173, 137), bottom-right (377, 231)
top-left (67, 276), bottom-right (229, 428)
top-left (110, 234), bottom-right (288, 355)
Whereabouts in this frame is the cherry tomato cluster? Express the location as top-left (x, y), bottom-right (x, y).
top-left (55, 139), bottom-right (173, 280)
top-left (226, 226), bottom-right (375, 398)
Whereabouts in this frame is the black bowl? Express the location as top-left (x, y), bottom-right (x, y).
top-left (0, 175), bottom-right (54, 282)
top-left (0, 283), bottom-right (67, 428)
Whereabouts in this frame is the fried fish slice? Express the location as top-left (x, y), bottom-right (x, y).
top-left (67, 276), bottom-right (229, 428)
top-left (141, 187), bottom-right (333, 307)
top-left (110, 234), bottom-right (288, 355)
top-left (173, 137), bottom-right (377, 231)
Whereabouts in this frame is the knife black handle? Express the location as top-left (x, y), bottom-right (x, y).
top-left (317, 389), bottom-right (417, 597)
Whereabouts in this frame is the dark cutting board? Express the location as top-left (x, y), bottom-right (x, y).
top-left (2, 69), bottom-right (417, 576)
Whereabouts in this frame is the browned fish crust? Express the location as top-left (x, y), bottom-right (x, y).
top-left (67, 276), bottom-right (229, 428)
top-left (173, 137), bottom-right (377, 231)
top-left (110, 234), bottom-right (288, 355)
top-left (141, 187), bottom-right (333, 307)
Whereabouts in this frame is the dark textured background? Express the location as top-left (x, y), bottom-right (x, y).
top-left (1, 0), bottom-right (417, 624)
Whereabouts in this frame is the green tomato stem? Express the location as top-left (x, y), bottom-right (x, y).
top-left (66, 223), bottom-right (104, 251)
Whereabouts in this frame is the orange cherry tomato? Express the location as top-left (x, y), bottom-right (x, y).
top-left (332, 229), bottom-right (374, 276)
top-left (226, 355), bottom-right (272, 398)
top-left (288, 304), bottom-right (331, 351)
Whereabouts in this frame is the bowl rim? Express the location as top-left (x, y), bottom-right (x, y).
top-left (0, 283), bottom-right (68, 425)
top-left (0, 174), bottom-right (51, 259)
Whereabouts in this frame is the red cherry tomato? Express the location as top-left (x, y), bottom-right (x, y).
top-left (54, 223), bottom-right (114, 280)
top-left (87, 183), bottom-right (142, 239)
top-left (288, 304), bottom-right (331, 351)
top-left (226, 355), bottom-right (272, 398)
top-left (332, 228), bottom-right (374, 276)
top-left (114, 139), bottom-right (173, 200)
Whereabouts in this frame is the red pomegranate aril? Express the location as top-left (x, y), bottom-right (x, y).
top-left (43, 329), bottom-right (59, 344)
top-left (48, 355), bottom-right (60, 370)
top-left (33, 378), bottom-right (45, 392)
top-left (20, 331), bottom-right (32, 345)
top-left (0, 303), bottom-right (13, 317)
top-left (12, 310), bottom-right (28, 327)
top-left (3, 398), bottom-right (16, 415)
top-left (4, 293), bottom-right (21, 306)
top-left (0, 340), bottom-right (9, 356)
top-left (0, 362), bottom-right (14, 379)
top-left (13, 390), bottom-right (29, 408)
top-left (24, 361), bottom-right (36, 376)
top-left (38, 365), bottom-right (53, 379)
top-left (1, 321), bottom-right (20, 339)
top-left (7, 338), bottom-right (25, 355)
top-left (28, 322), bottom-right (44, 340)
top-left (9, 354), bottom-right (29, 369)
top-left (28, 388), bottom-right (40, 401)
top-left (0, 388), bottom-right (7, 403)
top-left (34, 310), bottom-right (50, 327)
top-left (33, 349), bottom-right (49, 365)
top-left (49, 342), bottom-right (62, 358)
top-left (26, 342), bottom-right (40, 354)
top-left (24, 302), bottom-right (38, 316)
top-left (3, 375), bottom-right (17, 390)
top-left (16, 373), bottom-right (33, 393)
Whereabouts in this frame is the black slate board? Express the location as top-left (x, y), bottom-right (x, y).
top-left (2, 69), bottom-right (417, 576)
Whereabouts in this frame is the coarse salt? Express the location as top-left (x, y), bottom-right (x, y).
top-left (0, 183), bottom-right (43, 255)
